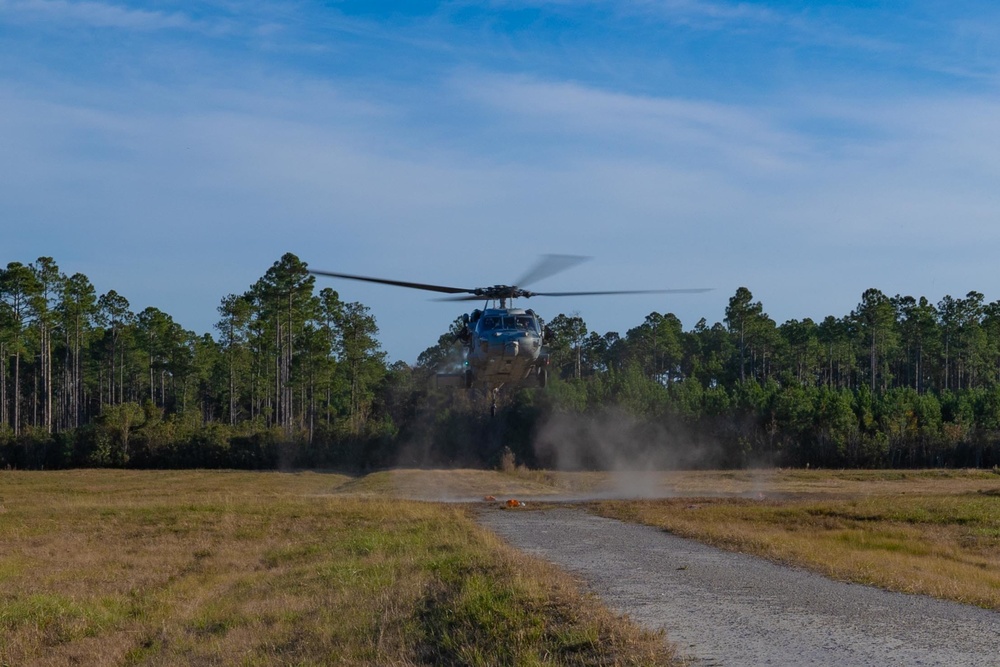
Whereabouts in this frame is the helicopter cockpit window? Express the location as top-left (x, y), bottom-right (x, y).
top-left (478, 315), bottom-right (538, 332)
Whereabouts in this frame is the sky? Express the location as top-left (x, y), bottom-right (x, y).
top-left (4, 1), bottom-right (1000, 364)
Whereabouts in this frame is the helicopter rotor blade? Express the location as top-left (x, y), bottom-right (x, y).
top-left (514, 254), bottom-right (590, 288)
top-left (312, 259), bottom-right (712, 304)
top-left (308, 269), bottom-right (472, 295)
top-left (433, 295), bottom-right (495, 302)
top-left (433, 287), bottom-right (713, 301)
top-left (529, 288), bottom-right (713, 297)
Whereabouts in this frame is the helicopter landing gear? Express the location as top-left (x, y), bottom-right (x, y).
top-left (465, 368), bottom-right (473, 389)
top-left (537, 366), bottom-right (548, 388)
top-left (490, 388), bottom-right (499, 418)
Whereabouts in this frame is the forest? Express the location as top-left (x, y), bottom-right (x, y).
top-left (2, 253), bottom-right (1000, 471)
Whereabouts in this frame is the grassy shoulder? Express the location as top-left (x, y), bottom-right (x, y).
top-left (0, 470), bottom-right (675, 666)
top-left (591, 469), bottom-right (1000, 609)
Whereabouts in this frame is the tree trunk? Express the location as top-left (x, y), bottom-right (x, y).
top-left (14, 349), bottom-right (20, 435)
top-left (45, 323), bottom-right (52, 433)
top-left (274, 318), bottom-right (281, 429)
top-left (1, 342), bottom-right (6, 429)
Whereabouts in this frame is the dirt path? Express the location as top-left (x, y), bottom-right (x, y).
top-left (478, 507), bottom-right (999, 667)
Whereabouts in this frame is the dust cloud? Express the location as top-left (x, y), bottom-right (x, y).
top-left (436, 344), bottom-right (468, 375)
top-left (532, 407), bottom-right (724, 497)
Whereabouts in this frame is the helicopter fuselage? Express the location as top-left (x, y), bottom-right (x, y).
top-left (464, 307), bottom-right (547, 390)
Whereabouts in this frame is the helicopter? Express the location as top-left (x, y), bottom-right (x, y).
top-left (310, 255), bottom-right (709, 416)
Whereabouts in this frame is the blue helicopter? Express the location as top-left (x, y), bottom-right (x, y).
top-left (310, 255), bottom-right (709, 416)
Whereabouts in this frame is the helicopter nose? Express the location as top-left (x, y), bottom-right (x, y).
top-left (504, 341), bottom-right (519, 357)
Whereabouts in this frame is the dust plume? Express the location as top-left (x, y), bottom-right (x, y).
top-left (435, 342), bottom-right (469, 375)
top-left (532, 407), bottom-right (724, 497)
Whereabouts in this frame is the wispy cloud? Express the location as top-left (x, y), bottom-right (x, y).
top-left (640, 0), bottom-right (779, 27)
top-left (456, 73), bottom-right (808, 173)
top-left (1, 0), bottom-right (208, 32)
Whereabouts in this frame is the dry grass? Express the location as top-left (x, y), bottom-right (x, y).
top-left (0, 470), bottom-right (676, 666)
top-left (343, 468), bottom-right (1000, 502)
top-left (332, 468), bottom-right (571, 500)
top-left (591, 469), bottom-right (1000, 610)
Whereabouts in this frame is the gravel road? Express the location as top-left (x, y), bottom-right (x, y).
top-left (478, 507), bottom-right (999, 667)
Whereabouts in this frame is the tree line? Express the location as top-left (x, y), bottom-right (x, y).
top-left (3, 254), bottom-right (1000, 470)
top-left (522, 286), bottom-right (1000, 468)
top-left (0, 254), bottom-right (387, 468)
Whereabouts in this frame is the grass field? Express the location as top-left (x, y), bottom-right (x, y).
top-left (4, 468), bottom-right (998, 665)
top-left (591, 469), bottom-right (1000, 610)
top-left (0, 470), bottom-right (674, 666)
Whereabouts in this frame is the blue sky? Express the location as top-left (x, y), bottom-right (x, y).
top-left (4, 1), bottom-right (1000, 363)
